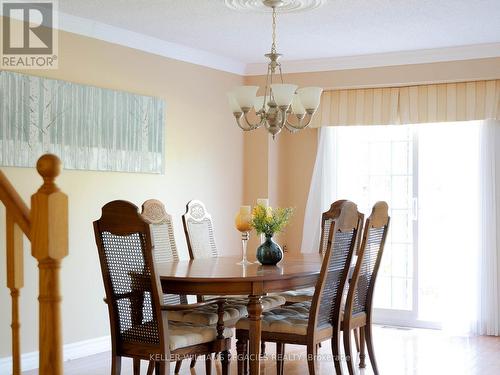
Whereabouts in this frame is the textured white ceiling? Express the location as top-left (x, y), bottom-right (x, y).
top-left (58, 0), bottom-right (500, 65)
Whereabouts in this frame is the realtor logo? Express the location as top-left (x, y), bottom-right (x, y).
top-left (1, 0), bottom-right (58, 69)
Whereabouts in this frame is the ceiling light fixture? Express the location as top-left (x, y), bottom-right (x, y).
top-left (227, 0), bottom-right (323, 139)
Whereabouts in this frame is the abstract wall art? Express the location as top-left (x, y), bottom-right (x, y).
top-left (0, 71), bottom-right (165, 173)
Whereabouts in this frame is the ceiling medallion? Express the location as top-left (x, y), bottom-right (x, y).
top-left (224, 0), bottom-right (326, 13)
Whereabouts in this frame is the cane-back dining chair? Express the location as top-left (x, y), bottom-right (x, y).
top-left (182, 199), bottom-right (285, 309)
top-left (342, 201), bottom-right (390, 375)
top-left (141, 199), bottom-right (186, 305)
top-left (141, 199), bottom-right (242, 323)
top-left (235, 200), bottom-right (363, 375)
top-left (277, 202), bottom-right (354, 304)
top-left (94, 200), bottom-right (232, 375)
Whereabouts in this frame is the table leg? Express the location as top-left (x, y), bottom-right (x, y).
top-left (247, 295), bottom-right (263, 375)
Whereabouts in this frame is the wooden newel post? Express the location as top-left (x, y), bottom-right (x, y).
top-left (31, 154), bottom-right (68, 375)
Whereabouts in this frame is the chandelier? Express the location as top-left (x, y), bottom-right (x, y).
top-left (227, 0), bottom-right (323, 138)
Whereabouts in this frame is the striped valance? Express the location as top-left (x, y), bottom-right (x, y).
top-left (311, 80), bottom-right (500, 127)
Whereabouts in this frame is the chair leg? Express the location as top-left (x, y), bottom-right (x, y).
top-left (261, 341), bottom-right (266, 357)
top-left (146, 362), bottom-right (154, 375)
top-left (343, 326), bottom-right (356, 375)
top-left (111, 355), bottom-right (122, 375)
top-left (190, 356), bottom-right (197, 368)
top-left (306, 343), bottom-right (317, 375)
top-left (331, 332), bottom-right (343, 375)
top-left (133, 358), bottom-right (140, 375)
top-left (244, 340), bottom-right (249, 375)
top-left (221, 350), bottom-right (231, 375)
top-left (359, 326), bottom-right (366, 369)
top-left (354, 328), bottom-right (360, 353)
top-left (205, 354), bottom-right (212, 375)
top-left (175, 360), bottom-right (182, 373)
top-left (237, 339), bottom-right (246, 375)
top-left (155, 361), bottom-right (169, 375)
top-left (365, 322), bottom-right (379, 375)
top-left (276, 342), bottom-right (285, 375)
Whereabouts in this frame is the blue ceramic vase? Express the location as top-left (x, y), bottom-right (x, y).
top-left (256, 235), bottom-right (283, 265)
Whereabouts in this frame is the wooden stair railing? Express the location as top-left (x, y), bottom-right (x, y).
top-left (1, 154), bottom-right (68, 375)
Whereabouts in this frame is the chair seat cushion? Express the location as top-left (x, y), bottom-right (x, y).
top-left (205, 295), bottom-right (286, 311)
top-left (167, 303), bottom-right (242, 326)
top-left (168, 295), bottom-right (286, 326)
top-left (273, 287), bottom-right (315, 303)
top-left (236, 302), bottom-right (320, 336)
top-left (168, 321), bottom-right (233, 351)
top-left (121, 320), bottom-right (232, 351)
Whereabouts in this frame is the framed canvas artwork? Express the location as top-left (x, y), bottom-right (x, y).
top-left (0, 71), bottom-right (165, 173)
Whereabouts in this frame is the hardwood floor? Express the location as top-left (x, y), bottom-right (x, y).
top-left (22, 326), bottom-right (500, 374)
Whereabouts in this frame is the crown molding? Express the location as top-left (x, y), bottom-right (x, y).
top-left (2, 11), bottom-right (499, 76)
top-left (245, 43), bottom-right (500, 75)
top-left (0, 10), bottom-right (247, 75)
top-left (59, 12), bottom-right (248, 75)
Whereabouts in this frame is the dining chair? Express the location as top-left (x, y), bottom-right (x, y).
top-left (142, 199), bottom-right (243, 321)
top-left (141, 199), bottom-right (186, 305)
top-left (182, 199), bottom-right (285, 309)
top-left (277, 202), bottom-right (348, 304)
top-left (235, 200), bottom-right (363, 375)
top-left (275, 201), bottom-right (365, 353)
top-left (342, 201), bottom-right (390, 375)
top-left (94, 200), bottom-right (232, 375)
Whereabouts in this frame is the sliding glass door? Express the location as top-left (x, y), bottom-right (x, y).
top-left (333, 122), bottom-right (479, 329)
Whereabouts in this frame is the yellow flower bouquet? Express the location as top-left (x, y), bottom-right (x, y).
top-left (251, 204), bottom-right (294, 237)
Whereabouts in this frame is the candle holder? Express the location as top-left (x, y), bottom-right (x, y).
top-left (237, 231), bottom-right (252, 266)
top-left (235, 205), bottom-right (254, 265)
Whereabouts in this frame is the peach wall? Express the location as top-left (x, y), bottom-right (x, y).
top-left (0, 19), bottom-right (244, 357)
top-left (244, 57), bottom-right (500, 253)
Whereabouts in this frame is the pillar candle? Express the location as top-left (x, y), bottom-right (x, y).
top-left (240, 205), bottom-right (251, 215)
top-left (256, 198), bottom-right (269, 243)
top-left (256, 198), bottom-right (269, 207)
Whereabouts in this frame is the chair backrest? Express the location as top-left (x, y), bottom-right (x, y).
top-left (93, 200), bottom-right (167, 356)
top-left (345, 201), bottom-right (390, 319)
top-left (182, 200), bottom-right (218, 259)
top-left (141, 199), bottom-right (187, 305)
top-left (318, 205), bottom-right (336, 255)
top-left (308, 200), bottom-right (363, 333)
top-left (319, 202), bottom-right (364, 255)
top-left (141, 199), bottom-right (180, 263)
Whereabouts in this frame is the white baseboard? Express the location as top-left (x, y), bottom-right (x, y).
top-left (0, 350), bottom-right (38, 374)
top-left (0, 335), bottom-right (111, 373)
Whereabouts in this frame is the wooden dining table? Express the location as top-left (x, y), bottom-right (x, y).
top-left (156, 255), bottom-right (323, 375)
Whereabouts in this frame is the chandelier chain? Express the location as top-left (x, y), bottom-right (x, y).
top-left (271, 6), bottom-right (277, 54)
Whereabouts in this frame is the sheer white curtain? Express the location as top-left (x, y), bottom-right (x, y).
top-left (301, 121), bottom-right (500, 336)
top-left (300, 127), bottom-right (337, 253)
top-left (476, 119), bottom-right (500, 335)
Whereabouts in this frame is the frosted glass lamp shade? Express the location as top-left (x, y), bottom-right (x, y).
top-left (254, 96), bottom-right (270, 111)
top-left (291, 94), bottom-right (306, 115)
top-left (227, 92), bottom-right (242, 113)
top-left (297, 87), bottom-right (323, 110)
top-left (270, 84), bottom-right (298, 107)
top-left (233, 86), bottom-right (259, 109)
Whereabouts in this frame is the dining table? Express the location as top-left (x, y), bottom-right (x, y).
top-left (156, 254), bottom-right (323, 375)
